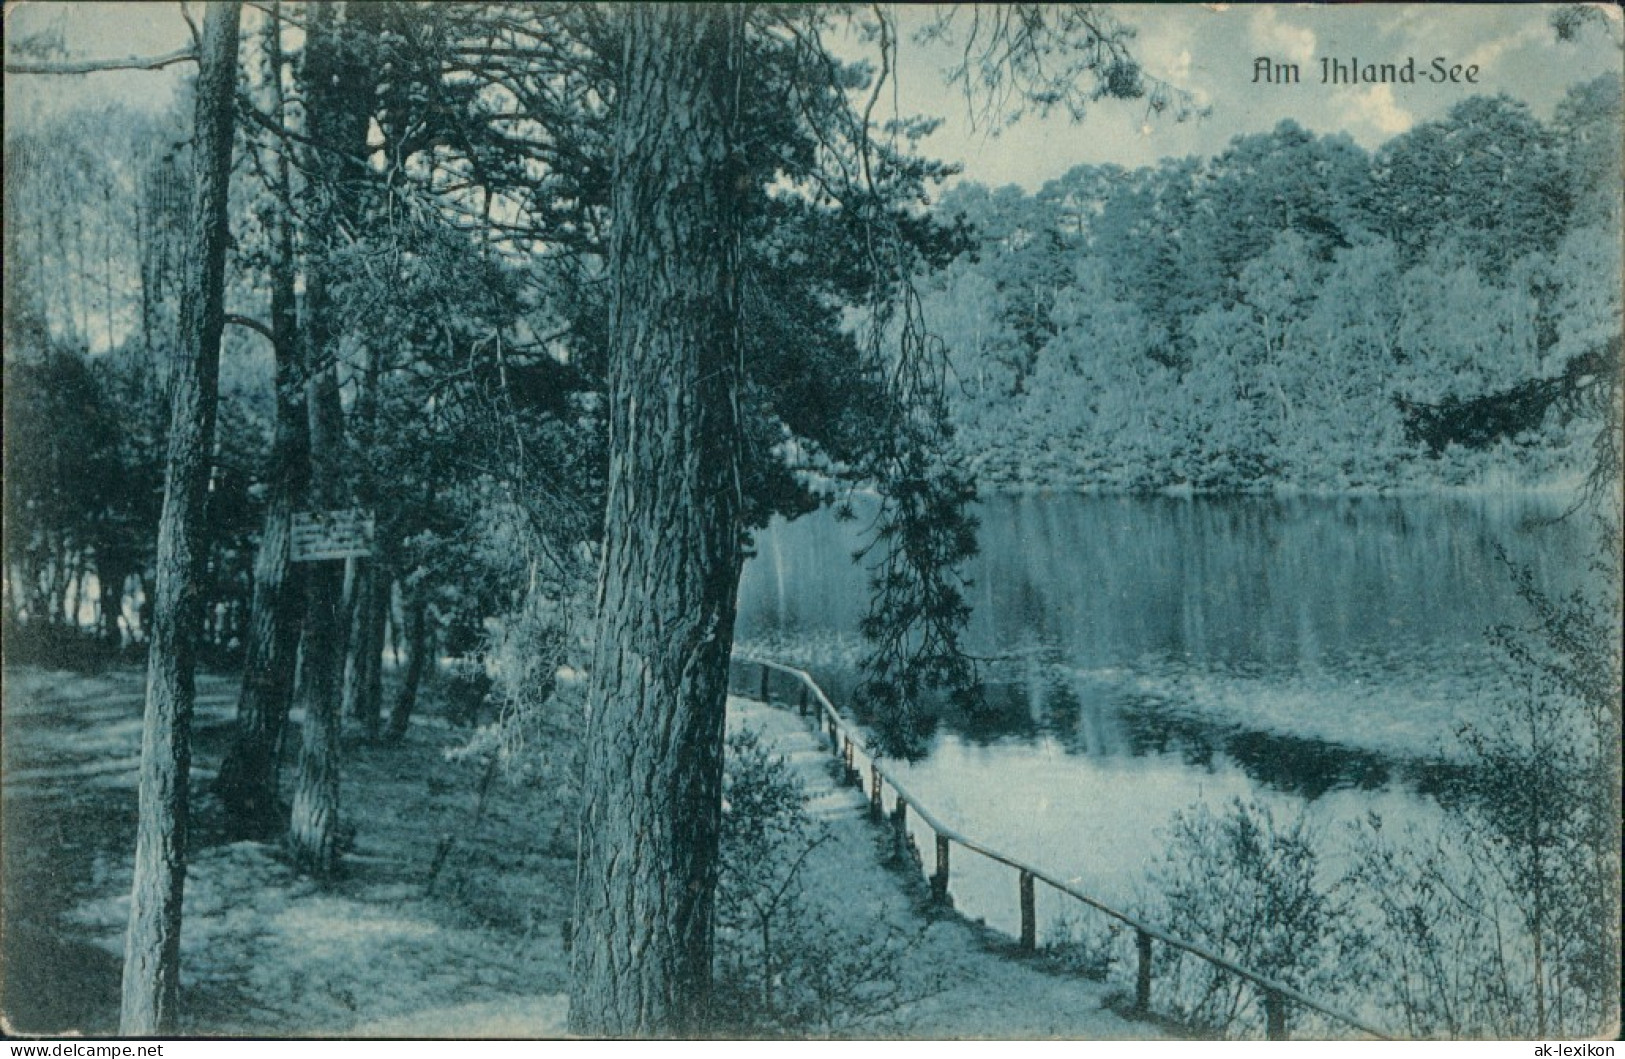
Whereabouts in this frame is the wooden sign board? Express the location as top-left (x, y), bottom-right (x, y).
top-left (291, 509), bottom-right (375, 562)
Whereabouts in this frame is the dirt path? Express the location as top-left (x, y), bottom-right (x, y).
top-left (2, 666), bottom-right (574, 1037)
top-left (726, 694), bottom-right (1161, 1039)
top-left (3, 664), bottom-right (1156, 1038)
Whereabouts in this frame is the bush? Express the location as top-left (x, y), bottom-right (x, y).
top-left (1340, 518), bottom-right (1620, 1039)
top-left (1342, 543), bottom-right (1619, 1039)
top-left (446, 573), bottom-right (591, 793)
top-left (1345, 817), bottom-right (1535, 1038)
top-left (1, 617), bottom-right (125, 671)
top-left (712, 728), bottom-right (933, 1036)
top-left (440, 658), bottom-right (492, 727)
top-left (1141, 797), bottom-right (1353, 1038)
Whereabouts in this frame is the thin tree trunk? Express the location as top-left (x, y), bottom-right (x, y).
top-left (119, 0), bottom-right (240, 1035)
top-left (287, 360), bottom-right (345, 875)
top-left (383, 590), bottom-right (428, 744)
top-left (96, 557), bottom-right (126, 644)
top-left (136, 570), bottom-right (154, 643)
top-left (337, 0), bottom-right (385, 742)
top-left (385, 583), bottom-right (400, 665)
top-left (26, 549), bottom-right (51, 626)
top-left (286, 469), bottom-right (344, 877)
top-left (4, 562), bottom-right (19, 626)
top-left (342, 557), bottom-right (386, 738)
top-left (104, 185), bottom-right (117, 353)
top-left (360, 569), bottom-right (386, 722)
top-left (568, 6), bottom-right (745, 1037)
top-left (64, 555), bottom-right (84, 627)
top-left (217, 0), bottom-right (307, 840)
top-left (46, 537), bottom-right (69, 626)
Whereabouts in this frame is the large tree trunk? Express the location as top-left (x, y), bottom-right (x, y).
top-left (119, 1), bottom-right (240, 1035)
top-left (567, 6), bottom-right (745, 1037)
top-left (216, 454), bottom-right (302, 838)
top-left (216, 2), bottom-right (307, 840)
top-left (285, 0), bottom-right (372, 879)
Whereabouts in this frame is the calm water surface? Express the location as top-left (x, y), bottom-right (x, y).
top-left (734, 493), bottom-right (1588, 935)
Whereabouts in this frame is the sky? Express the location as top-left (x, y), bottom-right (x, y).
top-left (4, 2), bottom-right (1622, 191)
top-left (3, 1), bottom-right (192, 121)
top-left (878, 3), bottom-right (1625, 189)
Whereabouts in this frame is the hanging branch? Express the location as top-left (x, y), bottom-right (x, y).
top-left (809, 5), bottom-right (1189, 755)
top-left (753, 5), bottom-right (990, 756)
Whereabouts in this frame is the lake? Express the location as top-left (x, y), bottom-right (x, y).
top-left (734, 492), bottom-right (1589, 938)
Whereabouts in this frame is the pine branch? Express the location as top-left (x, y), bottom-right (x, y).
top-left (5, 46), bottom-right (197, 75)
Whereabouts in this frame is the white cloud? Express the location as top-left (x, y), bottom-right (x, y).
top-left (1163, 47), bottom-right (1194, 84)
top-left (1463, 23), bottom-right (1548, 71)
top-left (1339, 84), bottom-right (1415, 141)
top-left (1136, 14), bottom-right (1198, 86)
top-left (1249, 7), bottom-right (1317, 67)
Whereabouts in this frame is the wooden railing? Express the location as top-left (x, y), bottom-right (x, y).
top-left (730, 655), bottom-right (1392, 1042)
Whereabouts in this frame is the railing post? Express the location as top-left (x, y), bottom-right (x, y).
top-left (1019, 871), bottom-right (1036, 952)
top-left (1264, 989), bottom-right (1287, 1041)
top-left (798, 683), bottom-right (808, 717)
top-left (759, 664), bottom-right (770, 704)
top-left (843, 737), bottom-right (859, 786)
top-left (1135, 930), bottom-right (1153, 1014)
top-left (891, 799), bottom-right (909, 863)
top-left (932, 834), bottom-right (951, 905)
top-left (827, 713), bottom-right (839, 755)
top-left (869, 763), bottom-right (883, 821)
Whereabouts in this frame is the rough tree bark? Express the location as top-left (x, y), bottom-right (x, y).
top-left (118, 0), bottom-right (240, 1035)
top-left (286, 0), bottom-right (372, 878)
top-left (567, 6), bottom-right (745, 1037)
top-left (217, 0), bottom-right (308, 839)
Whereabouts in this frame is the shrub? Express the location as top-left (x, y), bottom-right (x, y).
top-left (1345, 817), bottom-right (1531, 1037)
top-left (447, 572), bottom-right (591, 794)
top-left (1141, 797), bottom-right (1352, 1038)
top-left (712, 727), bottom-right (934, 1036)
top-left (1341, 518), bottom-right (1620, 1039)
top-left (1343, 543), bottom-right (1619, 1038)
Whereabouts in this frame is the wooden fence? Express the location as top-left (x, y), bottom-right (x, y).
top-left (730, 655), bottom-right (1392, 1042)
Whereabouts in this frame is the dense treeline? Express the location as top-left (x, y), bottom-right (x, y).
top-left (3, 107), bottom-right (266, 662)
top-left (927, 78), bottom-right (1622, 492)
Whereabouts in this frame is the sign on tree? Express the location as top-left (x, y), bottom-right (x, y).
top-left (291, 508), bottom-right (375, 562)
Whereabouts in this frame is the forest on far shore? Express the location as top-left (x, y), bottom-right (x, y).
top-left (924, 77), bottom-right (1621, 492)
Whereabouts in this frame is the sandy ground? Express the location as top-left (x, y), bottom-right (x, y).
top-left (1, 663), bottom-right (1159, 1039)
